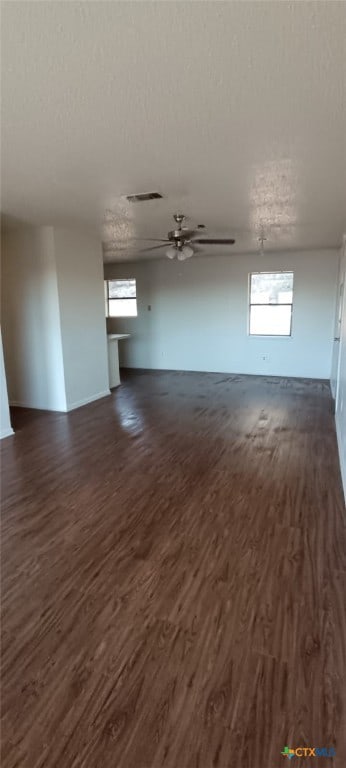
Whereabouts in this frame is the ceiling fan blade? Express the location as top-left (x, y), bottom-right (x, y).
top-left (192, 238), bottom-right (236, 245)
top-left (133, 238), bottom-right (170, 242)
top-left (138, 243), bottom-right (167, 253)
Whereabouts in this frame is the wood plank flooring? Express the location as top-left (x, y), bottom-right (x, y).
top-left (1, 371), bottom-right (345, 768)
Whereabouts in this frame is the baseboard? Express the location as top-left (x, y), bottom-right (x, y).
top-left (121, 367), bottom-right (329, 383)
top-left (9, 399), bottom-right (67, 411)
top-left (335, 417), bottom-right (346, 507)
top-left (66, 389), bottom-right (111, 412)
top-left (10, 390), bottom-right (111, 413)
top-left (1, 426), bottom-right (14, 439)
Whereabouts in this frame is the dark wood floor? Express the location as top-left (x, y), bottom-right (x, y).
top-left (1, 371), bottom-right (345, 768)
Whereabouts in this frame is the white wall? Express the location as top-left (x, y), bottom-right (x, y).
top-left (334, 238), bottom-right (346, 502)
top-left (1, 227), bottom-right (67, 410)
top-left (54, 228), bottom-right (109, 410)
top-left (1, 226), bottom-right (109, 412)
top-left (105, 249), bottom-right (338, 379)
top-left (0, 331), bottom-right (14, 438)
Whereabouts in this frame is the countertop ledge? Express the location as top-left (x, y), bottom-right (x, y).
top-left (107, 334), bottom-right (130, 341)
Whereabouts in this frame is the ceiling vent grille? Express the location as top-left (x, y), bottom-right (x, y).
top-left (125, 192), bottom-right (163, 203)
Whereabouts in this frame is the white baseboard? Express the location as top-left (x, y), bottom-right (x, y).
top-left (66, 389), bottom-right (111, 412)
top-left (335, 417), bottom-right (346, 507)
top-left (9, 390), bottom-right (111, 413)
top-left (9, 399), bottom-right (67, 411)
top-left (1, 426), bottom-right (14, 439)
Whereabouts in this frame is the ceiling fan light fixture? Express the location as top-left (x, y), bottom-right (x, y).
top-left (166, 243), bottom-right (194, 260)
top-left (182, 244), bottom-right (193, 259)
top-left (166, 244), bottom-right (177, 259)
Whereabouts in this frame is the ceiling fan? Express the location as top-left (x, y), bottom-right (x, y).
top-left (137, 214), bottom-right (236, 261)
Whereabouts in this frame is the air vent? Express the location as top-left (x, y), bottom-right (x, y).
top-left (125, 192), bottom-right (163, 203)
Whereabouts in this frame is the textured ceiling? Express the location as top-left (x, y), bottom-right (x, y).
top-left (1, 0), bottom-right (346, 261)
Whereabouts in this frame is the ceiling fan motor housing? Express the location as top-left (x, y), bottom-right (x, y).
top-left (168, 229), bottom-right (193, 242)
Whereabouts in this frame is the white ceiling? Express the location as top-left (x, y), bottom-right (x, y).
top-left (1, 1), bottom-right (346, 261)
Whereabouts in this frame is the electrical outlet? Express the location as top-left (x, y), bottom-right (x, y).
top-left (261, 353), bottom-right (270, 362)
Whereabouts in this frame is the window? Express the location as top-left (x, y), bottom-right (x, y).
top-left (249, 271), bottom-right (294, 336)
top-left (105, 279), bottom-right (137, 317)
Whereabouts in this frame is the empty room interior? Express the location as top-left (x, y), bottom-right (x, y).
top-left (1, 2), bottom-right (346, 767)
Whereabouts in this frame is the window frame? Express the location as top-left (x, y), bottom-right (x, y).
top-left (248, 270), bottom-right (294, 338)
top-left (105, 278), bottom-right (137, 318)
